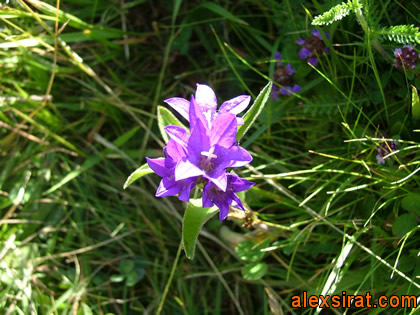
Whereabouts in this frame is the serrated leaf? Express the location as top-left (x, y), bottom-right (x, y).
top-left (412, 86), bottom-right (420, 120)
top-left (241, 262), bottom-right (268, 280)
top-left (392, 213), bottom-right (418, 238)
top-left (237, 81), bottom-right (272, 141)
top-left (182, 199), bottom-right (219, 260)
top-left (123, 163), bottom-right (153, 189)
top-left (157, 105), bottom-right (188, 143)
top-left (312, 1), bottom-right (353, 26)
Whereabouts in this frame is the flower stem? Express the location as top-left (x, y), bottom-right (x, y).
top-left (156, 240), bottom-right (183, 315)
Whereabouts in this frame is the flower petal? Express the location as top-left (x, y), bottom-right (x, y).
top-left (206, 171), bottom-right (227, 192)
top-left (308, 56), bottom-right (319, 66)
top-left (156, 178), bottom-right (181, 197)
top-left (165, 139), bottom-right (186, 162)
top-left (178, 179), bottom-right (196, 201)
top-left (274, 52), bottom-right (282, 60)
top-left (165, 125), bottom-right (189, 147)
top-left (296, 38), bottom-right (305, 45)
top-left (299, 48), bottom-right (312, 59)
top-left (146, 157), bottom-right (170, 177)
top-left (227, 146), bottom-right (253, 168)
top-left (229, 174), bottom-right (255, 192)
top-left (175, 159), bottom-right (204, 181)
top-left (219, 95), bottom-right (251, 116)
top-left (164, 97), bottom-right (190, 121)
top-left (210, 113), bottom-right (237, 148)
top-left (231, 193), bottom-right (244, 210)
top-left (202, 182), bottom-right (214, 208)
top-left (195, 84), bottom-right (218, 123)
top-left (216, 201), bottom-right (230, 221)
top-left (189, 95), bottom-right (210, 133)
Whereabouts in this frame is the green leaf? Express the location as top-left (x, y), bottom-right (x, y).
top-left (312, 1), bottom-right (355, 26)
top-left (401, 193), bottom-right (420, 215)
top-left (241, 262), bottom-right (268, 280)
top-left (119, 260), bottom-right (135, 275)
top-left (125, 270), bottom-right (139, 287)
top-left (157, 105), bottom-right (188, 143)
top-left (123, 163), bottom-right (154, 189)
top-left (237, 81), bottom-right (272, 141)
top-left (182, 199), bottom-right (219, 260)
top-left (235, 240), bottom-right (266, 262)
top-left (392, 213), bottom-right (418, 238)
top-left (412, 86), bottom-right (420, 120)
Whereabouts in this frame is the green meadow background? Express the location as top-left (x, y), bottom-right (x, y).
top-left (0, 0), bottom-right (419, 314)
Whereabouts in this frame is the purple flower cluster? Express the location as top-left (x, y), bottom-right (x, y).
top-left (394, 45), bottom-right (418, 70)
top-left (272, 52), bottom-right (301, 99)
top-left (147, 84), bottom-right (255, 220)
top-left (376, 140), bottom-right (398, 164)
top-left (296, 29), bottom-right (329, 66)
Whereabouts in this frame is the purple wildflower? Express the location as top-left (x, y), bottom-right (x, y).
top-left (164, 84), bottom-right (250, 127)
top-left (203, 173), bottom-right (255, 220)
top-left (296, 29), bottom-right (330, 66)
top-left (147, 85), bottom-right (255, 220)
top-left (376, 140), bottom-right (398, 164)
top-left (272, 52), bottom-right (301, 99)
top-left (394, 45), bottom-right (418, 70)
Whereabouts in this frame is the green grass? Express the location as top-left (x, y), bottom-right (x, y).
top-left (1, 0), bottom-right (419, 314)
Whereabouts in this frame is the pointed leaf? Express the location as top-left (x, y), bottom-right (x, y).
top-left (123, 163), bottom-right (154, 189)
top-left (412, 86), bottom-right (420, 120)
top-left (182, 199), bottom-right (218, 259)
top-left (157, 105), bottom-right (188, 143)
top-left (237, 81), bottom-right (272, 141)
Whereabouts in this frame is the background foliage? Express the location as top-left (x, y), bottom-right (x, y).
top-left (0, 0), bottom-right (419, 314)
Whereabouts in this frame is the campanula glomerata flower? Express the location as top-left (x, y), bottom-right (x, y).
top-left (296, 29), bottom-right (329, 66)
top-left (164, 84), bottom-right (250, 127)
top-left (394, 45), bottom-right (418, 70)
top-left (146, 85), bottom-right (254, 220)
top-left (272, 52), bottom-right (301, 99)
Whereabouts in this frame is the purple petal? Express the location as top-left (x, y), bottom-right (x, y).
top-left (174, 159), bottom-right (204, 181)
top-left (210, 113), bottom-right (237, 148)
top-left (227, 146), bottom-right (253, 167)
top-left (189, 95), bottom-right (210, 132)
top-left (394, 48), bottom-right (402, 57)
top-left (207, 172), bottom-right (227, 192)
top-left (165, 139), bottom-right (186, 162)
top-left (271, 88), bottom-right (279, 100)
top-left (299, 48), bottom-right (312, 59)
top-left (291, 84), bottom-right (301, 93)
top-left (312, 28), bottom-right (322, 39)
top-left (146, 157), bottom-right (170, 177)
top-left (308, 56), bottom-right (319, 66)
top-left (165, 125), bottom-right (189, 147)
top-left (202, 182), bottom-right (214, 208)
top-left (217, 202), bottom-right (230, 221)
top-left (376, 154), bottom-right (385, 164)
top-left (178, 179), bottom-right (195, 201)
top-left (236, 117), bottom-right (244, 125)
top-left (280, 87), bottom-right (292, 95)
top-left (296, 38), bottom-right (305, 45)
top-left (285, 63), bottom-right (296, 75)
top-left (229, 174), bottom-right (255, 192)
top-left (164, 97), bottom-right (190, 121)
top-left (219, 95), bottom-right (251, 116)
top-left (274, 52), bottom-right (282, 60)
top-left (195, 84), bottom-right (218, 123)
top-left (231, 194), bottom-right (244, 210)
top-left (156, 178), bottom-right (181, 197)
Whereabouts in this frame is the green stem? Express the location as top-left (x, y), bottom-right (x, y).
top-left (156, 240), bottom-right (183, 315)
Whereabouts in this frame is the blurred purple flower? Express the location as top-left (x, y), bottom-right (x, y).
top-left (164, 84), bottom-right (250, 127)
top-left (394, 45), bottom-right (418, 70)
top-left (203, 173), bottom-right (255, 220)
top-left (272, 52), bottom-right (301, 99)
top-left (296, 29), bottom-right (330, 66)
top-left (376, 140), bottom-right (398, 164)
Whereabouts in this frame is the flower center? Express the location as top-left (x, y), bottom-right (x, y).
top-left (200, 146), bottom-right (217, 172)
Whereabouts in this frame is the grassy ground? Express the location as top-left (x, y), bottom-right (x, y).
top-left (0, 0), bottom-right (419, 314)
